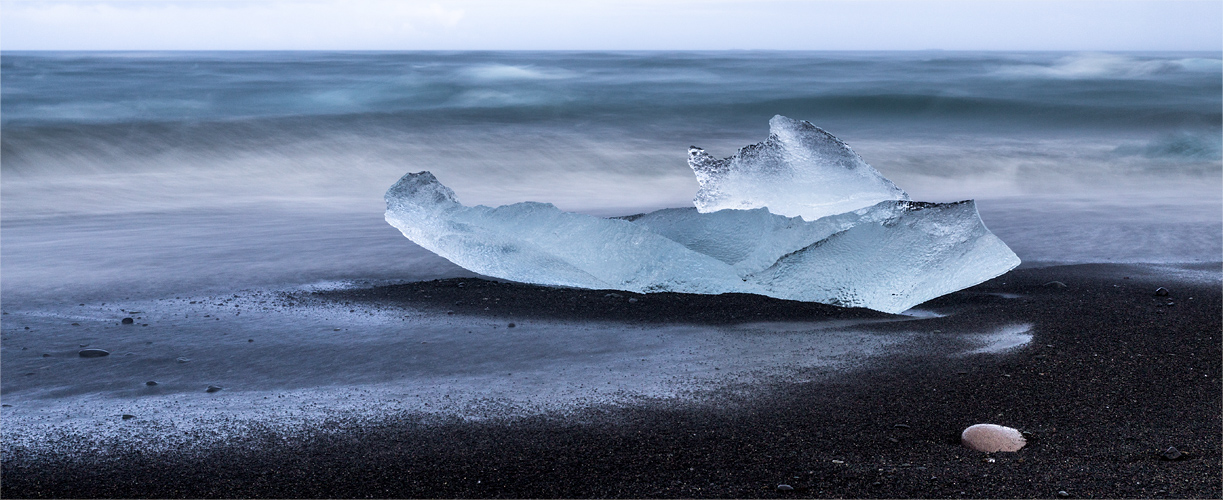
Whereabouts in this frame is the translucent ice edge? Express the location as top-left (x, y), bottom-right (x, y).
top-left (385, 117), bottom-right (1020, 313)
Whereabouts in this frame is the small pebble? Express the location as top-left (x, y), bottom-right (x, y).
top-left (628, 297), bottom-right (638, 303)
top-left (961, 423), bottom-right (1026, 452)
top-left (121, 414), bottom-right (135, 420)
top-left (121, 317), bottom-right (134, 324)
top-left (776, 484), bottom-right (794, 491)
top-left (894, 423), bottom-right (910, 429)
top-left (1043, 281), bottom-right (1068, 288)
top-left (1057, 490), bottom-right (1070, 498)
top-left (176, 357), bottom-right (191, 363)
top-left (1161, 446), bottom-right (1183, 460)
top-left (248, 339), bottom-right (254, 342)
top-left (145, 381), bottom-right (158, 386)
top-left (1155, 287), bottom-right (1170, 296)
top-left (205, 385), bottom-right (223, 393)
top-left (507, 323), bottom-right (516, 328)
top-left (78, 349), bottom-right (110, 358)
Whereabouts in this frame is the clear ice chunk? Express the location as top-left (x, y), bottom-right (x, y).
top-left (385, 118), bottom-right (1020, 313)
top-left (690, 115), bottom-right (908, 220)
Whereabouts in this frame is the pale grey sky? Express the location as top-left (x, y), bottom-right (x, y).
top-left (3, 0), bottom-right (1221, 51)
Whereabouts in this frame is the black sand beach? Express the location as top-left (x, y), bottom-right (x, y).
top-left (2, 263), bottom-right (1219, 498)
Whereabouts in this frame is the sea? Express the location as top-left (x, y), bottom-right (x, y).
top-left (3, 51), bottom-right (1220, 307)
top-left (1, 52), bottom-right (1220, 441)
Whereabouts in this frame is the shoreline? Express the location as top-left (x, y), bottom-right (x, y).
top-left (3, 262), bottom-right (1220, 498)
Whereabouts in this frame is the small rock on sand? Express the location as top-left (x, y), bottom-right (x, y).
top-left (121, 317), bottom-right (134, 324)
top-left (1057, 490), bottom-right (1070, 498)
top-left (145, 381), bottom-right (158, 386)
top-left (1155, 287), bottom-right (1170, 296)
top-left (1161, 446), bottom-right (1183, 460)
top-left (206, 385), bottom-right (223, 393)
top-left (122, 414), bottom-right (135, 420)
top-left (78, 349), bottom-right (110, 358)
top-left (776, 484), bottom-right (794, 491)
top-left (961, 423), bottom-right (1026, 452)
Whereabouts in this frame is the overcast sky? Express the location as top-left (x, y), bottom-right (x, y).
top-left (3, 0), bottom-right (1221, 51)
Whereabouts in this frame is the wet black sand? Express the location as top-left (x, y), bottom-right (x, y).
top-left (3, 263), bottom-right (1219, 498)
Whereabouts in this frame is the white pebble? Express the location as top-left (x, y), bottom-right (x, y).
top-left (961, 423), bottom-right (1026, 452)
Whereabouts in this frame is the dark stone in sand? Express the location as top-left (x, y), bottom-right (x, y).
top-left (1161, 446), bottom-right (1183, 460)
top-left (1155, 287), bottom-right (1170, 296)
top-left (146, 381), bottom-right (158, 386)
top-left (78, 349), bottom-right (110, 358)
top-left (41, 353), bottom-right (50, 357)
top-left (1057, 490), bottom-right (1071, 498)
top-left (248, 339), bottom-right (254, 342)
top-left (122, 414), bottom-right (135, 420)
top-left (71, 323), bottom-right (80, 326)
top-left (206, 385), bottom-right (223, 393)
top-left (507, 323), bottom-right (516, 328)
top-left (776, 484), bottom-right (794, 491)
top-left (121, 317), bottom-right (134, 324)
top-left (176, 357), bottom-right (190, 363)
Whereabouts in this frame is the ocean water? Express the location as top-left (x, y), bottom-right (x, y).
top-left (2, 52), bottom-right (1221, 444)
top-left (3, 51), bottom-right (1221, 306)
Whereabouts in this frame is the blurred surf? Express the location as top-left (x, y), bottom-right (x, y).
top-left (2, 51), bottom-right (1219, 305)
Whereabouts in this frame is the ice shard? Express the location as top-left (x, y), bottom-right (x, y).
top-left (385, 117), bottom-right (1020, 313)
top-left (690, 115), bottom-right (908, 220)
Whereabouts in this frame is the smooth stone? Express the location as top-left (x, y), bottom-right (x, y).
top-left (205, 385), bottom-right (223, 393)
top-left (121, 414), bottom-right (135, 420)
top-left (1057, 490), bottom-right (1070, 498)
top-left (145, 381), bottom-right (158, 386)
top-left (1155, 287), bottom-right (1170, 296)
top-left (176, 357), bottom-right (191, 363)
top-left (78, 349), bottom-right (110, 358)
top-left (776, 484), bottom-right (794, 491)
top-left (961, 423), bottom-right (1026, 452)
top-left (121, 317), bottom-right (134, 324)
top-left (1161, 446), bottom-right (1183, 460)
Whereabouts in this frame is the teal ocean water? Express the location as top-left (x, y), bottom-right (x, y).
top-left (3, 51), bottom-right (1220, 305)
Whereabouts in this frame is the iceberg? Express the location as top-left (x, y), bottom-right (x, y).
top-left (690, 115), bottom-right (908, 220)
top-left (385, 116), bottom-right (1020, 313)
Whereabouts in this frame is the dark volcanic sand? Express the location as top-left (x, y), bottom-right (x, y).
top-left (3, 263), bottom-right (1219, 498)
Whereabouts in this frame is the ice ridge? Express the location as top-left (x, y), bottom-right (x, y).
top-left (689, 115), bottom-right (909, 220)
top-left (385, 117), bottom-right (1020, 313)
